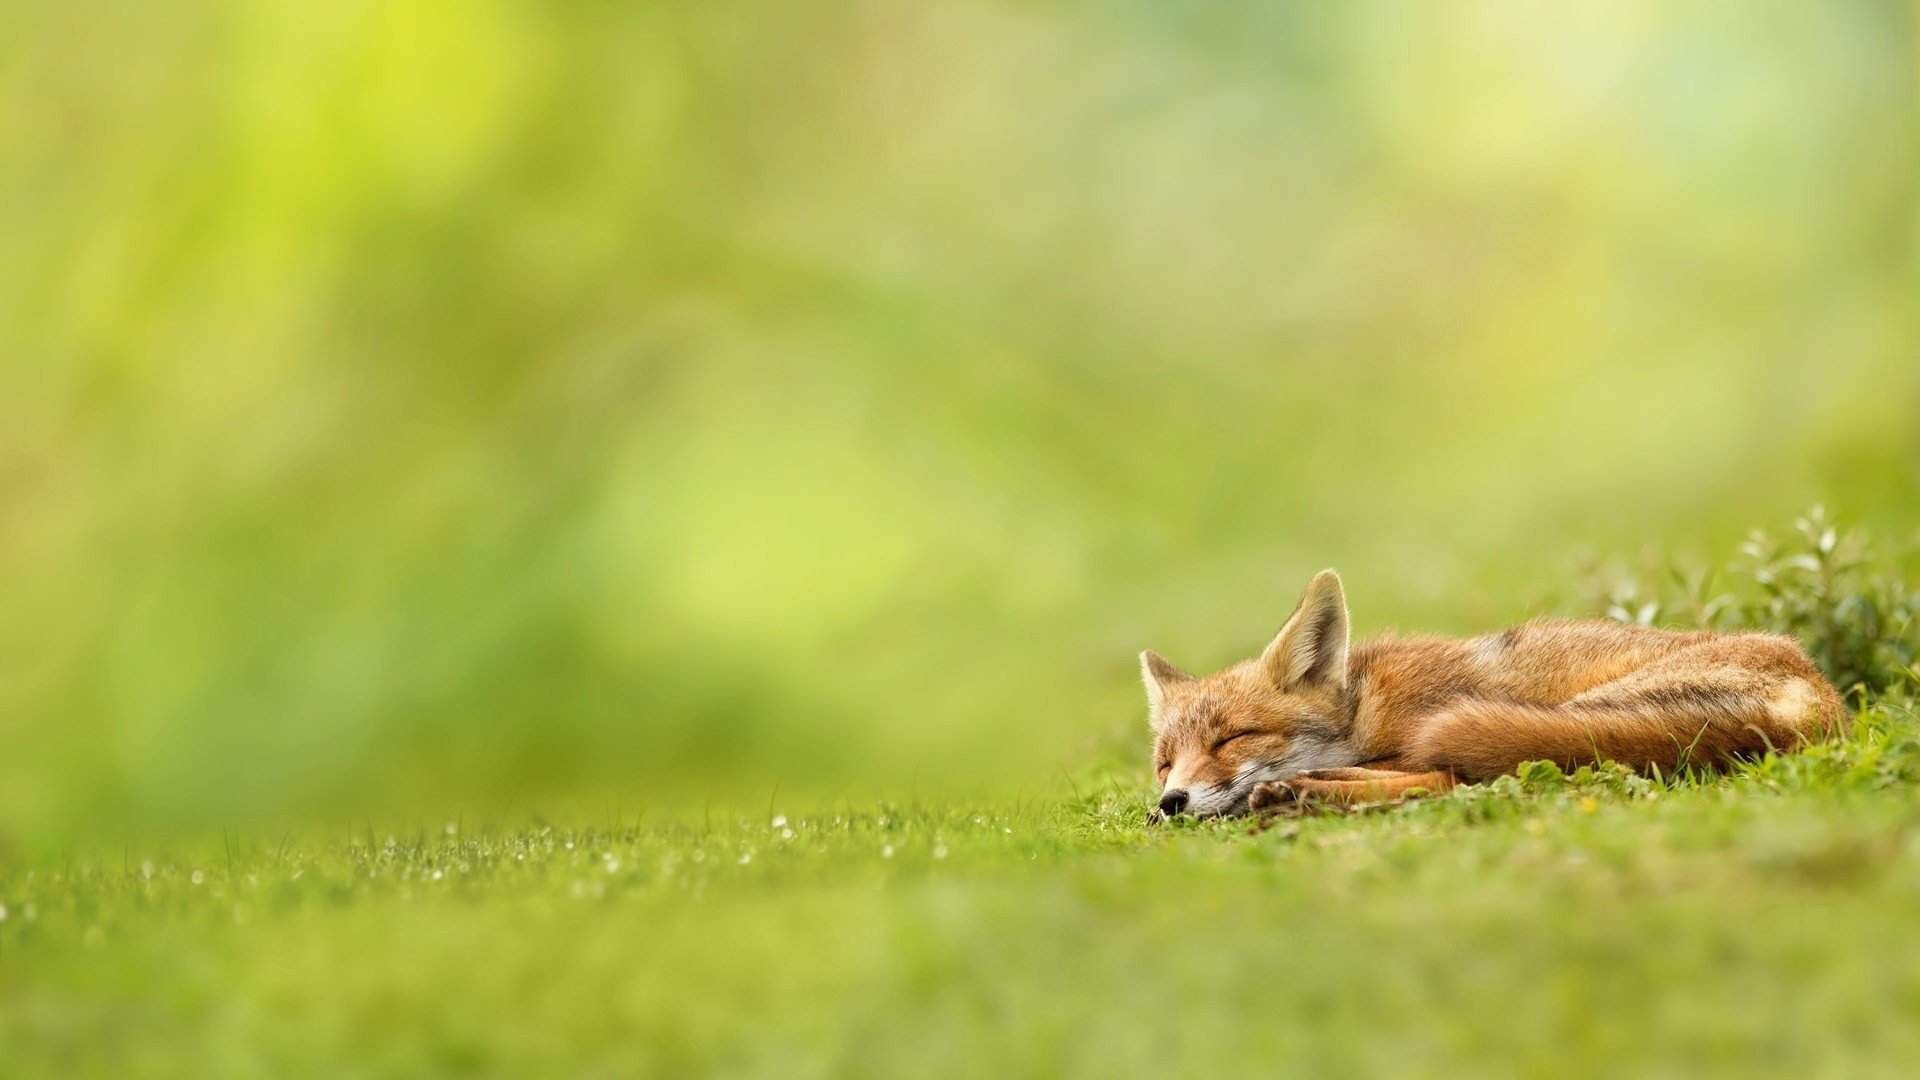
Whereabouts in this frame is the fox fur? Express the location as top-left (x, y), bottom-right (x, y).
top-left (1143, 570), bottom-right (1845, 817)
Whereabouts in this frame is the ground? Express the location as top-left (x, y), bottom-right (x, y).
top-left (6, 700), bottom-right (1920, 1078)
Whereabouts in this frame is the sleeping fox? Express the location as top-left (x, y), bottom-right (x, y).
top-left (1143, 570), bottom-right (1845, 817)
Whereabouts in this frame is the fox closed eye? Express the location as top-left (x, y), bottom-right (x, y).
top-left (1211, 732), bottom-right (1259, 752)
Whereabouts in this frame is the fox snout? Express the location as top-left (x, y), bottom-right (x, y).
top-left (1152, 772), bottom-right (1259, 814)
top-left (1155, 768), bottom-right (1261, 818)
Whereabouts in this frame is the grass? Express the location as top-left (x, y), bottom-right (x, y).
top-left (7, 702), bottom-right (1920, 1076)
top-left (7, 513), bottom-right (1920, 1077)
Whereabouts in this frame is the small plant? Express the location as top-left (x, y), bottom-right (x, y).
top-left (1584, 507), bottom-right (1920, 699)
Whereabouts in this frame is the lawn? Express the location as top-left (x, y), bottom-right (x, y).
top-left (7, 695), bottom-right (1920, 1077)
top-left (8, 514), bottom-right (1920, 1077)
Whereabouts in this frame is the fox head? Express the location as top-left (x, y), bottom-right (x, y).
top-left (1142, 570), bottom-right (1361, 817)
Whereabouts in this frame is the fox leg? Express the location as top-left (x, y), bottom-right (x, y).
top-left (1249, 763), bottom-right (1457, 810)
top-left (1409, 635), bottom-right (1844, 781)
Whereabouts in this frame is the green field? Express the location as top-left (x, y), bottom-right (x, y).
top-left (8, 514), bottom-right (1920, 1075)
top-left (9, 702), bottom-right (1920, 1075)
top-left (3, 2), bottom-right (1916, 1075)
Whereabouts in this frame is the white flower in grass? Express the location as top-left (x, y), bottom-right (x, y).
top-left (771, 814), bottom-right (788, 829)
top-left (881, 844), bottom-right (895, 858)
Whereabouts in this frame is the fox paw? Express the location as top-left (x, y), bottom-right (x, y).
top-left (1247, 780), bottom-right (1301, 814)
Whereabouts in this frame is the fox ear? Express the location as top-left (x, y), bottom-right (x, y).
top-left (1140, 650), bottom-right (1193, 717)
top-left (1259, 569), bottom-right (1350, 690)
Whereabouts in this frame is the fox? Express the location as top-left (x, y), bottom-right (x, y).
top-left (1143, 570), bottom-right (1845, 817)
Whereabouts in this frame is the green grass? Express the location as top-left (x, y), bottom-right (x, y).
top-left (8, 513), bottom-right (1920, 1076)
top-left (8, 696), bottom-right (1920, 1077)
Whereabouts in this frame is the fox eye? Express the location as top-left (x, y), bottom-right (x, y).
top-left (1155, 761), bottom-right (1170, 778)
top-left (1211, 731), bottom-right (1258, 752)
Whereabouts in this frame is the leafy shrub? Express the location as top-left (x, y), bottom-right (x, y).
top-left (1583, 506), bottom-right (1920, 698)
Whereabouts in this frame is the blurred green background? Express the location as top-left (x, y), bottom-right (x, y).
top-left (1, 0), bottom-right (1913, 838)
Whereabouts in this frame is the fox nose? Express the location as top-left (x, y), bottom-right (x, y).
top-left (1158, 790), bottom-right (1190, 817)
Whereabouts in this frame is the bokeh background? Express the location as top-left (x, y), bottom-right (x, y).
top-left (2, 0), bottom-right (1914, 839)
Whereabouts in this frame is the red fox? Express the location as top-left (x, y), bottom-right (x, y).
top-left (1143, 570), bottom-right (1845, 817)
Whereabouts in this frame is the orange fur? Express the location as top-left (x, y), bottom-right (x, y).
top-left (1144, 571), bottom-right (1845, 817)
